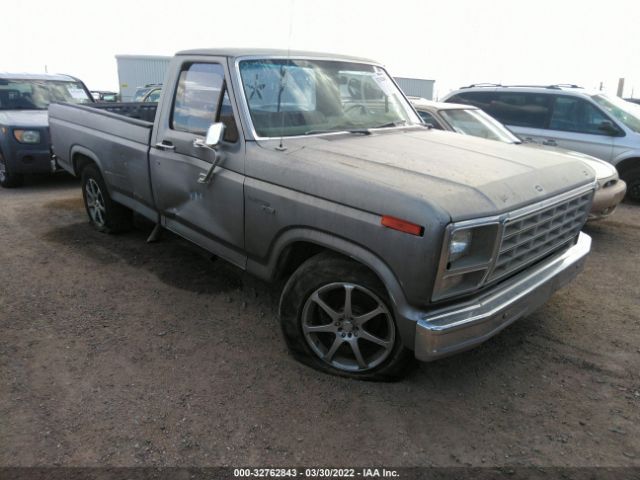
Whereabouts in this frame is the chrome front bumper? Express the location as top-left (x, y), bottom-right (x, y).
top-left (414, 232), bottom-right (591, 361)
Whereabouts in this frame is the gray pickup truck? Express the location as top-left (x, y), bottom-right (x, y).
top-left (49, 49), bottom-right (596, 380)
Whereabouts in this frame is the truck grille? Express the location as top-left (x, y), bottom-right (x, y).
top-left (487, 190), bottom-right (593, 283)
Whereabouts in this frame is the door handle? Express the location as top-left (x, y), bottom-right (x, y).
top-left (522, 137), bottom-right (535, 143)
top-left (154, 141), bottom-right (175, 151)
top-left (542, 139), bottom-right (557, 146)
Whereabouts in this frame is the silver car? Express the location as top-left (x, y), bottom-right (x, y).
top-left (442, 85), bottom-right (640, 202)
top-left (411, 98), bottom-right (627, 219)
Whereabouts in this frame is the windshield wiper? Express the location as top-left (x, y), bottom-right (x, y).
top-left (304, 128), bottom-right (371, 136)
top-left (304, 121), bottom-right (411, 136)
top-left (371, 120), bottom-right (407, 129)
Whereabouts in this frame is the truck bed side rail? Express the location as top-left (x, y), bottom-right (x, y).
top-left (89, 102), bottom-right (158, 123)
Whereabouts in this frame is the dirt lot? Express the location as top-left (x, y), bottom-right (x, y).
top-left (0, 175), bottom-right (639, 468)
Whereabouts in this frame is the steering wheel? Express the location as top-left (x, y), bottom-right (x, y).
top-left (345, 103), bottom-right (368, 115)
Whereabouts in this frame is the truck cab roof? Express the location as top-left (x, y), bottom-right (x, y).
top-left (176, 48), bottom-right (377, 64)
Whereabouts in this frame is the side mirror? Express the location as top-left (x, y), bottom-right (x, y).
top-left (194, 122), bottom-right (226, 150)
top-left (204, 122), bottom-right (225, 147)
top-left (598, 120), bottom-right (619, 136)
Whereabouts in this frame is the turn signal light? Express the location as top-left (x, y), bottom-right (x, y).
top-left (381, 216), bottom-right (423, 236)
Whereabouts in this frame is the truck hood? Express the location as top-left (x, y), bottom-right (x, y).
top-left (256, 128), bottom-right (595, 222)
top-left (522, 143), bottom-right (617, 180)
top-left (0, 109), bottom-right (49, 128)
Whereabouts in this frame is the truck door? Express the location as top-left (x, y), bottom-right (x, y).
top-left (149, 58), bottom-right (246, 268)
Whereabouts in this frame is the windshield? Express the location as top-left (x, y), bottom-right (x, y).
top-left (0, 79), bottom-right (92, 110)
top-left (238, 58), bottom-right (421, 137)
top-left (438, 108), bottom-right (521, 143)
top-left (591, 94), bottom-right (640, 133)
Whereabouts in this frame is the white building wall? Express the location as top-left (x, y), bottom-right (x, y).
top-left (394, 77), bottom-right (435, 100)
top-left (116, 55), bottom-right (171, 101)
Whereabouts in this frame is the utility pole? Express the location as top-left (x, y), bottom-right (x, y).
top-left (44, 65), bottom-right (48, 73)
top-left (617, 78), bottom-right (625, 97)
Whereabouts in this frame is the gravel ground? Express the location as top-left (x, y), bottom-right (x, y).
top-left (0, 175), bottom-right (639, 468)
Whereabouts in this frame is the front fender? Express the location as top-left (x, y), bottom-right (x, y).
top-left (245, 227), bottom-right (418, 346)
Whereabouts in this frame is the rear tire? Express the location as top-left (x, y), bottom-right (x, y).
top-left (0, 150), bottom-right (24, 188)
top-left (622, 167), bottom-right (640, 203)
top-left (279, 252), bottom-right (414, 381)
top-left (81, 164), bottom-right (133, 233)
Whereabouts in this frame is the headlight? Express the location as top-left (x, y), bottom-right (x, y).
top-left (433, 222), bottom-right (500, 301)
top-left (448, 229), bottom-right (472, 263)
top-left (13, 129), bottom-right (41, 144)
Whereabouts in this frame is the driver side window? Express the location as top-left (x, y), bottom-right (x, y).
top-left (171, 62), bottom-right (239, 143)
top-left (172, 63), bottom-right (224, 135)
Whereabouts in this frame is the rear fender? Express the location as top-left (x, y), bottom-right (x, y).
top-left (71, 145), bottom-right (104, 177)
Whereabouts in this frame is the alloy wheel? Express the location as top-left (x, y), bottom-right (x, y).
top-left (85, 178), bottom-right (107, 227)
top-left (301, 282), bottom-right (395, 372)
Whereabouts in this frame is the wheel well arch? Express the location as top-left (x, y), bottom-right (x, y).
top-left (258, 231), bottom-right (408, 311)
top-left (274, 241), bottom-right (328, 280)
top-left (273, 240), bottom-right (391, 291)
top-left (70, 147), bottom-right (101, 177)
top-left (615, 157), bottom-right (640, 176)
top-left (263, 233), bottom-right (416, 348)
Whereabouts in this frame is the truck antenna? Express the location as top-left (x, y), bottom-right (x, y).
top-left (276, 0), bottom-right (295, 152)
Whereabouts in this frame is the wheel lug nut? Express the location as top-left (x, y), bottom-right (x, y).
top-left (335, 322), bottom-right (340, 326)
top-left (341, 333), bottom-right (346, 338)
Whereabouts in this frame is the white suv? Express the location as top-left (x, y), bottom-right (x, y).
top-left (442, 85), bottom-right (640, 202)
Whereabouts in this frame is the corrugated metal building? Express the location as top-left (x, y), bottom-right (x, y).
top-left (116, 55), bottom-right (171, 101)
top-left (115, 55), bottom-right (435, 101)
top-left (394, 77), bottom-right (435, 100)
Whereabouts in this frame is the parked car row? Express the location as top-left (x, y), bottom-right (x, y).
top-left (46, 48), bottom-right (599, 380)
top-left (409, 98), bottom-right (627, 219)
top-left (441, 84), bottom-right (640, 203)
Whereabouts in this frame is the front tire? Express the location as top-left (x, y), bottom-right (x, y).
top-left (0, 150), bottom-right (24, 188)
top-left (279, 253), bottom-right (413, 381)
top-left (81, 164), bottom-right (132, 233)
top-left (622, 167), bottom-right (640, 203)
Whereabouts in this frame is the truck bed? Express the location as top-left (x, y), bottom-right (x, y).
top-left (48, 102), bottom-right (157, 219)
